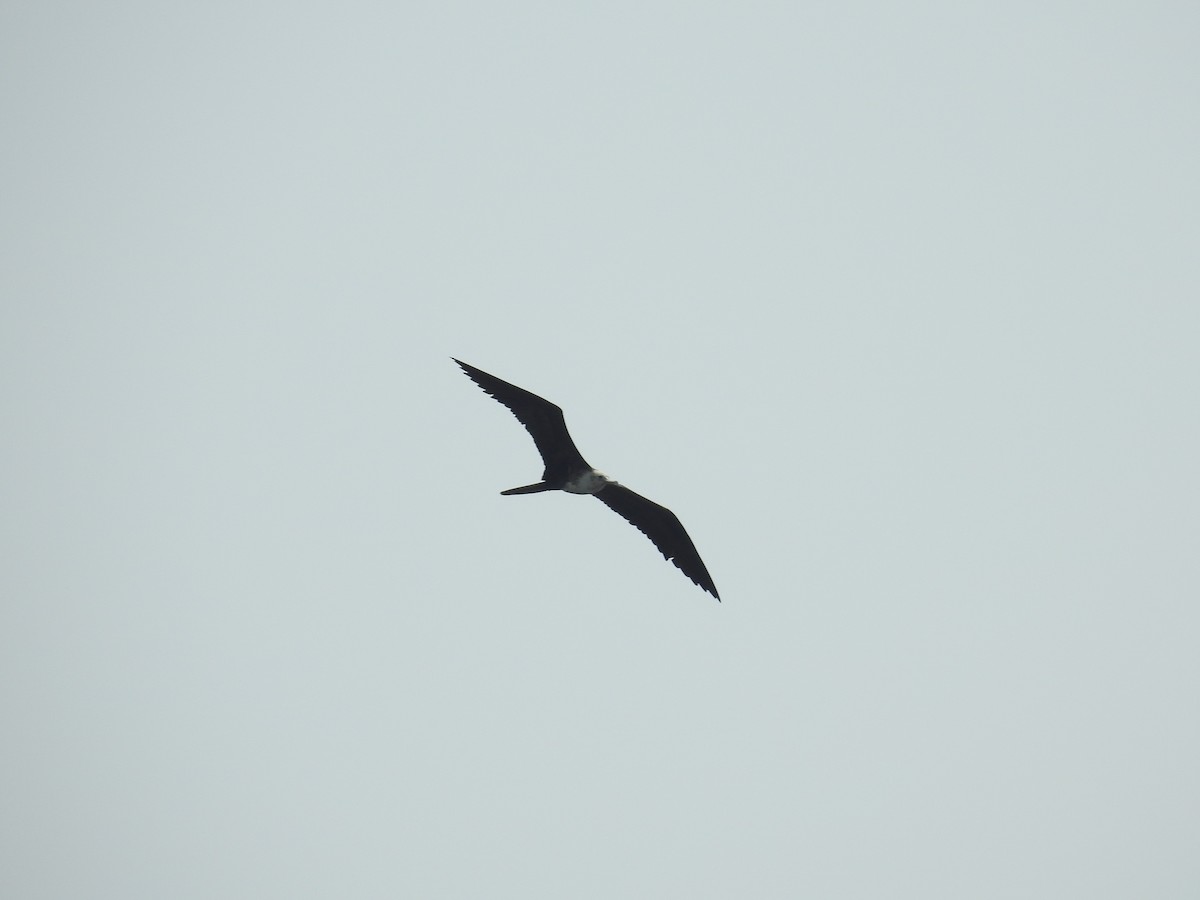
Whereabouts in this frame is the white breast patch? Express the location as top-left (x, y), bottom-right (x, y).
top-left (563, 469), bottom-right (612, 494)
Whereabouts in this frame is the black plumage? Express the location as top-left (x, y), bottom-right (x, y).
top-left (454, 359), bottom-right (720, 600)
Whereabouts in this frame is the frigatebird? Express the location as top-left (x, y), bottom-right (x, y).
top-left (454, 359), bottom-right (720, 600)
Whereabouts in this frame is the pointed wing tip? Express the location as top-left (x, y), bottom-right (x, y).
top-left (596, 484), bottom-right (721, 603)
top-left (676, 569), bottom-right (720, 602)
top-left (453, 359), bottom-right (493, 392)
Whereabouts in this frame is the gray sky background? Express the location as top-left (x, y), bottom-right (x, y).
top-left (3, 3), bottom-right (1198, 898)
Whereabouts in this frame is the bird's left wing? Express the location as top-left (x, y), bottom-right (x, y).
top-left (595, 484), bottom-right (720, 600)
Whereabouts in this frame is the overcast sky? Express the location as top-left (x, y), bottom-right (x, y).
top-left (3, 2), bottom-right (1198, 898)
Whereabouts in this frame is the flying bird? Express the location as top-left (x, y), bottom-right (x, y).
top-left (454, 359), bottom-right (720, 600)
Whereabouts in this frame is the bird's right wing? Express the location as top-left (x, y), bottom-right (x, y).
top-left (454, 359), bottom-right (590, 478)
top-left (595, 483), bottom-right (720, 600)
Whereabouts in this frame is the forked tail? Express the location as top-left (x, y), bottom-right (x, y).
top-left (500, 482), bottom-right (552, 495)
